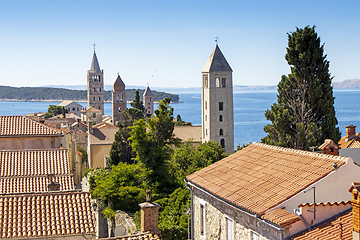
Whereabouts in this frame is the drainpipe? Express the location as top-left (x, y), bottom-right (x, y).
top-left (304, 186), bottom-right (316, 225)
top-left (184, 179), bottom-right (194, 240)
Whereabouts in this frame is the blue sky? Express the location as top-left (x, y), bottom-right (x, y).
top-left (0, 0), bottom-right (359, 88)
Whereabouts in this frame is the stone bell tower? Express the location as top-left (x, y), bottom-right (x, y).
top-left (201, 43), bottom-right (234, 153)
top-left (112, 74), bottom-right (127, 124)
top-left (87, 49), bottom-right (104, 115)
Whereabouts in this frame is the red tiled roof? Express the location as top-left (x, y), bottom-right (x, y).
top-left (0, 192), bottom-right (95, 238)
top-left (0, 175), bottom-right (74, 194)
top-left (338, 133), bottom-right (360, 148)
top-left (102, 232), bottom-right (161, 240)
top-left (2, 116), bottom-right (63, 136)
top-left (298, 201), bottom-right (350, 208)
top-left (0, 116), bottom-right (62, 137)
top-left (186, 143), bottom-right (348, 216)
top-left (291, 209), bottom-right (352, 240)
top-left (262, 208), bottom-right (300, 227)
top-left (0, 149), bottom-right (70, 177)
top-left (318, 139), bottom-right (339, 150)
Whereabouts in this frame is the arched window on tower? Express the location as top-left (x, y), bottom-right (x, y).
top-left (216, 77), bottom-right (220, 87)
top-left (121, 94), bottom-right (123, 102)
top-left (118, 107), bottom-right (121, 113)
top-left (220, 139), bottom-right (225, 148)
top-left (219, 129), bottom-right (223, 135)
top-left (219, 115), bottom-right (223, 122)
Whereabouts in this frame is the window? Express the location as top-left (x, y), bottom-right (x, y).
top-left (221, 78), bottom-right (226, 87)
top-left (200, 204), bottom-right (205, 236)
top-left (99, 87), bottom-right (101, 92)
top-left (121, 94), bottom-right (123, 102)
top-left (93, 97), bottom-right (95, 101)
top-left (93, 88), bottom-right (96, 92)
top-left (206, 129), bottom-right (208, 136)
top-left (220, 129), bottom-right (223, 135)
top-left (77, 108), bottom-right (79, 111)
top-left (216, 77), bottom-right (220, 87)
top-left (150, 97), bottom-right (151, 101)
top-left (220, 139), bottom-right (225, 148)
top-left (72, 108), bottom-right (75, 111)
top-left (118, 107), bottom-right (121, 113)
top-left (92, 113), bottom-right (96, 118)
top-left (98, 97), bottom-right (101, 101)
top-left (205, 115), bottom-right (207, 121)
top-left (219, 115), bottom-right (223, 122)
top-left (203, 75), bottom-right (208, 88)
top-left (219, 102), bottom-right (224, 111)
top-left (205, 101), bottom-right (207, 110)
top-left (252, 232), bottom-right (260, 240)
top-left (330, 147), bottom-right (334, 152)
top-left (226, 218), bottom-right (234, 240)
top-left (148, 102), bottom-right (150, 105)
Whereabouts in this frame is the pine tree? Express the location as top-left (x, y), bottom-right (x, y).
top-left (262, 26), bottom-right (340, 150)
top-left (130, 90), bottom-right (145, 113)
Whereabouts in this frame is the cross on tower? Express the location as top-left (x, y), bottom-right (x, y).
top-left (215, 36), bottom-right (219, 45)
top-left (93, 43), bottom-right (96, 52)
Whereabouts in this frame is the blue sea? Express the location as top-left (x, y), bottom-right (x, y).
top-left (1, 89), bottom-right (359, 148)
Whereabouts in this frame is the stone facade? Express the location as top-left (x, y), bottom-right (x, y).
top-left (193, 188), bottom-right (285, 240)
top-left (201, 44), bottom-right (234, 153)
top-left (87, 51), bottom-right (104, 114)
top-left (112, 74), bottom-right (127, 124)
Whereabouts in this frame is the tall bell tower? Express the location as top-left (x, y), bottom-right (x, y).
top-left (87, 47), bottom-right (104, 114)
top-left (112, 74), bottom-right (126, 124)
top-left (201, 43), bottom-right (234, 153)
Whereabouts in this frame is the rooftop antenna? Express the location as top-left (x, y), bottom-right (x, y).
top-left (93, 43), bottom-right (96, 52)
top-left (215, 36), bottom-right (219, 45)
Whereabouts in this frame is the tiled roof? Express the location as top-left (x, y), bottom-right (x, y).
top-left (0, 116), bottom-right (62, 137)
top-left (89, 126), bottom-right (118, 145)
top-left (81, 106), bottom-right (102, 113)
top-left (338, 133), bottom-right (360, 148)
top-left (174, 125), bottom-right (202, 142)
top-left (291, 209), bottom-right (352, 240)
top-left (0, 192), bottom-right (95, 238)
top-left (186, 142), bottom-right (348, 216)
top-left (102, 232), bottom-right (161, 240)
top-left (298, 201), bottom-right (350, 208)
top-left (262, 208), bottom-right (300, 227)
top-left (0, 175), bottom-right (74, 194)
top-left (0, 149), bottom-right (70, 177)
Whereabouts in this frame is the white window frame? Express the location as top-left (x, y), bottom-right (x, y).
top-left (199, 199), bottom-right (207, 239)
top-left (226, 216), bottom-right (234, 240)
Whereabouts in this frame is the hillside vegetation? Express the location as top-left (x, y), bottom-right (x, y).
top-left (0, 86), bottom-right (179, 103)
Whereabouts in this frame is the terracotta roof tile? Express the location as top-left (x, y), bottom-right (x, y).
top-left (0, 116), bottom-right (62, 137)
top-left (0, 175), bottom-right (74, 194)
top-left (291, 209), bottom-right (352, 240)
top-left (101, 232), bottom-right (162, 239)
top-left (0, 192), bottom-right (95, 238)
top-left (298, 201), bottom-right (350, 208)
top-left (186, 143), bottom-right (349, 216)
top-left (0, 149), bottom-right (70, 177)
top-left (263, 208), bottom-right (300, 227)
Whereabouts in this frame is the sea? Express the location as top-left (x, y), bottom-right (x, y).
top-left (1, 89), bottom-right (359, 149)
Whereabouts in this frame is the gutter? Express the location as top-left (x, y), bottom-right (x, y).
top-left (185, 180), bottom-right (285, 240)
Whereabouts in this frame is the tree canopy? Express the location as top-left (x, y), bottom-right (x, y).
top-left (262, 26), bottom-right (340, 150)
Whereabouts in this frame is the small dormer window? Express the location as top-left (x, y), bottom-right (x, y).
top-left (330, 147), bottom-right (334, 152)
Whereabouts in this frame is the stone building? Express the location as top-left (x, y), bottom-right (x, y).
top-left (185, 142), bottom-right (360, 240)
top-left (87, 50), bottom-right (104, 114)
top-left (143, 86), bottom-right (154, 117)
top-left (58, 100), bottom-right (83, 117)
top-left (81, 106), bottom-right (102, 125)
top-left (112, 74), bottom-right (126, 124)
top-left (201, 44), bottom-right (234, 153)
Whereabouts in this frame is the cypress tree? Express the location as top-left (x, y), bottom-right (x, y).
top-left (262, 26), bottom-right (340, 150)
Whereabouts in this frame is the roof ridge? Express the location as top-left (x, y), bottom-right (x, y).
top-left (0, 148), bottom-right (67, 152)
top-left (253, 142), bottom-right (349, 162)
top-left (298, 200), bottom-right (350, 207)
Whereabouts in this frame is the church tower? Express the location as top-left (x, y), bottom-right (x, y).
top-left (87, 50), bottom-right (104, 114)
top-left (201, 44), bottom-right (234, 153)
top-left (112, 74), bottom-right (127, 124)
top-left (143, 86), bottom-right (154, 118)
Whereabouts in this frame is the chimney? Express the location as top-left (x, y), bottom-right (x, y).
top-left (351, 182), bottom-right (360, 240)
top-left (138, 190), bottom-right (161, 235)
top-left (47, 174), bottom-right (60, 191)
top-left (346, 125), bottom-right (356, 142)
top-left (88, 121), bottom-right (94, 134)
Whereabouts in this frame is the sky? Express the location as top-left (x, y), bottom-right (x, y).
top-left (1, 0), bottom-right (360, 88)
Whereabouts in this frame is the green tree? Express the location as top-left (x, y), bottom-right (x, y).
top-left (109, 108), bottom-right (144, 166)
top-left (129, 98), bottom-right (180, 194)
top-left (262, 26), bottom-right (340, 150)
top-left (90, 163), bottom-right (146, 219)
top-left (77, 146), bottom-right (88, 163)
top-left (169, 141), bottom-right (228, 186)
top-left (130, 90), bottom-right (145, 112)
top-left (44, 105), bottom-right (67, 119)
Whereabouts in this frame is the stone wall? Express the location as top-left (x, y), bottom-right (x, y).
top-left (192, 188), bottom-right (285, 240)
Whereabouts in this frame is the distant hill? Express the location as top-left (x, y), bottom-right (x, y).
top-left (0, 86), bottom-right (179, 103)
top-left (332, 79), bottom-right (360, 89)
